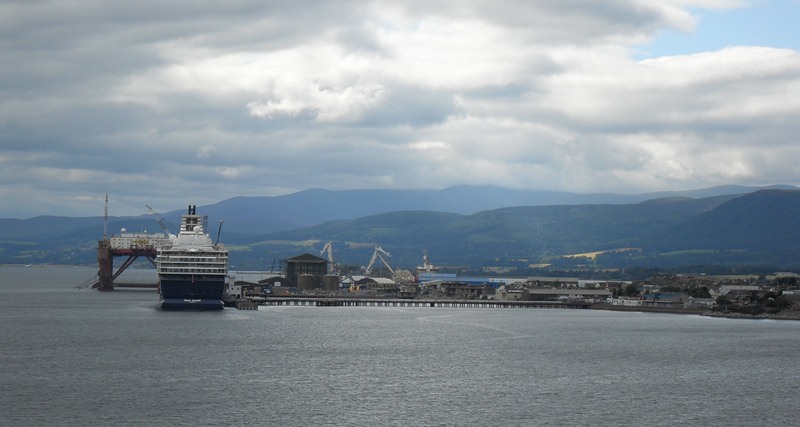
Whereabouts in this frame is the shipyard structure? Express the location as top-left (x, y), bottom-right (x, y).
top-left (95, 230), bottom-right (170, 291)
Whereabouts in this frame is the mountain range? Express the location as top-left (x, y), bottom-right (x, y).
top-left (2, 185), bottom-right (799, 273)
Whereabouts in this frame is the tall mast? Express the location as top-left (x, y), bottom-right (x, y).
top-left (103, 193), bottom-right (108, 240)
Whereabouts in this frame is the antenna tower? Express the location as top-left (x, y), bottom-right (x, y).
top-left (103, 193), bottom-right (108, 240)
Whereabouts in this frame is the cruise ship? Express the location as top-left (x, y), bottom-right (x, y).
top-left (156, 205), bottom-right (228, 310)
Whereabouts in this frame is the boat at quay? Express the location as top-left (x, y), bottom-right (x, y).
top-left (156, 205), bottom-right (228, 310)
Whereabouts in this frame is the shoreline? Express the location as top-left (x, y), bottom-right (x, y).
top-left (590, 303), bottom-right (800, 321)
top-left (699, 310), bottom-right (800, 321)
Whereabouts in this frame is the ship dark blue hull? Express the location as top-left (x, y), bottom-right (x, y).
top-left (158, 275), bottom-right (225, 310)
top-left (160, 298), bottom-right (224, 310)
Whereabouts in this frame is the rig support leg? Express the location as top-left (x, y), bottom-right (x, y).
top-left (96, 240), bottom-right (114, 291)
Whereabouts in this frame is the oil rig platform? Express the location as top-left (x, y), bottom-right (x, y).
top-left (82, 196), bottom-right (174, 291)
top-left (93, 231), bottom-right (171, 291)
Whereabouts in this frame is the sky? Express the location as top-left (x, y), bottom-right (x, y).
top-left (2, 0), bottom-right (799, 218)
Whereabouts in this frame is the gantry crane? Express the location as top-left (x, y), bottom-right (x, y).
top-left (146, 204), bottom-right (173, 236)
top-left (319, 241), bottom-right (338, 274)
top-left (365, 246), bottom-right (393, 277)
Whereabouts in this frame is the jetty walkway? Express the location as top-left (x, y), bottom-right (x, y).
top-left (261, 296), bottom-right (591, 309)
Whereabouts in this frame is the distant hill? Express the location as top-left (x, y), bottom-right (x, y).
top-left (163, 184), bottom-right (790, 236)
top-left (2, 185), bottom-right (799, 271)
top-left (634, 189), bottom-right (800, 267)
top-left (253, 195), bottom-right (721, 269)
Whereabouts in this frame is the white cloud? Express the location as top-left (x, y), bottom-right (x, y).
top-left (197, 144), bottom-right (218, 159)
top-left (410, 141), bottom-right (449, 151)
top-left (247, 80), bottom-right (388, 123)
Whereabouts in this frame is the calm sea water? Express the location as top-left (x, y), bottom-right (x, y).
top-left (2, 266), bottom-right (799, 426)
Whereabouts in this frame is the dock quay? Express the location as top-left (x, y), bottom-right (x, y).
top-left (110, 282), bottom-right (157, 289)
top-left (235, 300), bottom-right (258, 310)
top-left (260, 296), bottom-right (591, 309)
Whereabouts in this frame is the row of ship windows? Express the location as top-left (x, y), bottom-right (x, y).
top-left (160, 265), bottom-right (228, 268)
top-left (158, 258), bottom-right (227, 263)
top-left (159, 253), bottom-right (225, 257)
top-left (158, 268), bottom-right (227, 274)
top-left (158, 260), bottom-right (226, 265)
top-left (158, 266), bottom-right (226, 270)
top-left (159, 252), bottom-right (227, 256)
top-left (161, 248), bottom-right (228, 256)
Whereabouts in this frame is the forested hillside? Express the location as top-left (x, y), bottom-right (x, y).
top-left (2, 188), bottom-right (799, 272)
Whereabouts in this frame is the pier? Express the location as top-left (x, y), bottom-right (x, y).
top-left (260, 296), bottom-right (591, 309)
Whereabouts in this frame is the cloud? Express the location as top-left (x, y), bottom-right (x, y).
top-left (247, 80), bottom-right (389, 123)
top-left (1, 0), bottom-right (799, 217)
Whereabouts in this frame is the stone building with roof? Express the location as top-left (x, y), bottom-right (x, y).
top-left (285, 253), bottom-right (328, 289)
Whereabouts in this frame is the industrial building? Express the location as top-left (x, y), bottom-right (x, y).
top-left (285, 252), bottom-right (345, 293)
